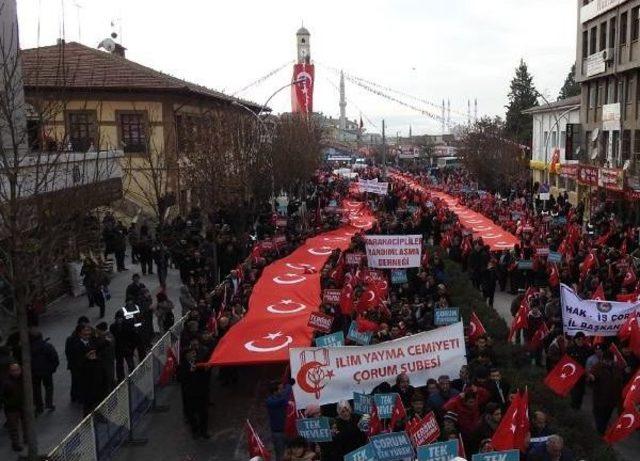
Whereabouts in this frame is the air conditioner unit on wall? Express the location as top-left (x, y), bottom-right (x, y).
top-left (603, 48), bottom-right (614, 62)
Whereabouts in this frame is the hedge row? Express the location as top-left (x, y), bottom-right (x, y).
top-left (442, 254), bottom-right (619, 461)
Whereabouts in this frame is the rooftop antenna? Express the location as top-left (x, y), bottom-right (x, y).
top-left (73, 1), bottom-right (82, 42)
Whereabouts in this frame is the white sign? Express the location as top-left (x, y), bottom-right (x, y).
top-left (358, 180), bottom-right (389, 195)
top-left (560, 284), bottom-right (639, 336)
top-left (585, 51), bottom-right (606, 78)
top-left (364, 234), bottom-right (422, 268)
top-left (290, 322), bottom-right (467, 408)
top-left (602, 103), bottom-right (621, 131)
top-left (581, 0), bottom-right (626, 24)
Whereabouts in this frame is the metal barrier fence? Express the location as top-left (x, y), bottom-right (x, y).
top-left (47, 315), bottom-right (187, 461)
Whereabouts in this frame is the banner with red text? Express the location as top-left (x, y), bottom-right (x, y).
top-left (289, 322), bottom-right (466, 407)
top-left (364, 235), bottom-right (422, 269)
top-left (291, 63), bottom-right (315, 114)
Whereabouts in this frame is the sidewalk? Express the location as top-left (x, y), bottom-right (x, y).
top-left (492, 290), bottom-right (638, 461)
top-left (0, 255), bottom-right (182, 459)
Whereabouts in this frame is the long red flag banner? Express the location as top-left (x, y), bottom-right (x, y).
top-left (390, 172), bottom-right (519, 250)
top-left (209, 201), bottom-right (374, 365)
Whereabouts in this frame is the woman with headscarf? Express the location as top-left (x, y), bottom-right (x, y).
top-left (331, 401), bottom-right (366, 461)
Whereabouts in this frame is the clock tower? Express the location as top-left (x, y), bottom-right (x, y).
top-left (296, 25), bottom-right (310, 64)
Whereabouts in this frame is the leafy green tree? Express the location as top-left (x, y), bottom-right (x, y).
top-left (558, 64), bottom-right (581, 100)
top-left (505, 59), bottom-right (539, 147)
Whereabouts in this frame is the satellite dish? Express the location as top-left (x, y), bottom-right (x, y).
top-left (98, 38), bottom-right (116, 53)
top-left (624, 159), bottom-right (631, 171)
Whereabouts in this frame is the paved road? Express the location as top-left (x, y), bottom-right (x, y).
top-left (0, 255), bottom-right (181, 460)
top-left (491, 290), bottom-right (638, 461)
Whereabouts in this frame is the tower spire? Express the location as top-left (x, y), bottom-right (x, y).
top-left (474, 98), bottom-right (478, 122)
top-left (442, 99), bottom-right (446, 135)
top-left (447, 100), bottom-right (451, 132)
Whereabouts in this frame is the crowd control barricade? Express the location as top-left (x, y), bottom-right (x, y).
top-left (46, 314), bottom-right (191, 461)
top-left (47, 414), bottom-right (97, 461)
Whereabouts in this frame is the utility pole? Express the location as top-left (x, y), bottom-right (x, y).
top-left (382, 119), bottom-right (387, 177)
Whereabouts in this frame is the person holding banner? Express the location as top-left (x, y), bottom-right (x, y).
top-left (332, 401), bottom-right (366, 460)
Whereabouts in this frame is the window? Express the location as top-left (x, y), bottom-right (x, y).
top-left (633, 7), bottom-right (639, 41)
top-left (560, 130), bottom-right (566, 149)
top-left (612, 131), bottom-right (620, 163)
top-left (543, 131), bottom-right (549, 152)
top-left (621, 12), bottom-right (628, 45)
top-left (608, 78), bottom-right (617, 104)
top-left (600, 22), bottom-right (607, 50)
top-left (585, 131), bottom-right (592, 157)
top-left (67, 111), bottom-right (97, 152)
top-left (598, 81), bottom-right (606, 106)
top-left (552, 131), bottom-right (558, 148)
top-left (583, 30), bottom-right (589, 58)
top-left (623, 130), bottom-right (631, 161)
top-left (119, 112), bottom-right (147, 153)
top-left (589, 83), bottom-right (597, 108)
top-left (27, 119), bottom-right (42, 152)
top-left (610, 17), bottom-right (617, 48)
top-left (634, 130), bottom-right (640, 159)
top-left (590, 26), bottom-right (598, 54)
top-left (567, 178), bottom-right (576, 192)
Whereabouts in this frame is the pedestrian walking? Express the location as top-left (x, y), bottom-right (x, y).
top-left (30, 331), bottom-right (59, 415)
top-left (1, 363), bottom-right (26, 451)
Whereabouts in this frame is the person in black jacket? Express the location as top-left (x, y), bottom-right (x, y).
top-left (78, 348), bottom-right (109, 416)
top-left (30, 331), bottom-right (59, 414)
top-left (110, 310), bottom-right (138, 382)
top-left (332, 401), bottom-right (366, 460)
top-left (65, 320), bottom-right (92, 403)
top-left (178, 347), bottom-right (211, 439)
top-left (1, 363), bottom-right (25, 451)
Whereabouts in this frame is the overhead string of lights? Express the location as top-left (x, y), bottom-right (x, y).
top-left (230, 60), bottom-right (295, 96)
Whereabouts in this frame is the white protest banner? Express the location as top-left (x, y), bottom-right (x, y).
top-left (364, 235), bottom-right (422, 269)
top-left (358, 180), bottom-right (389, 195)
top-left (290, 322), bottom-right (466, 408)
top-left (560, 284), bottom-right (640, 336)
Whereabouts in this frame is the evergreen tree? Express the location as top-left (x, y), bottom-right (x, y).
top-left (558, 64), bottom-right (581, 100)
top-left (505, 59), bottom-right (538, 147)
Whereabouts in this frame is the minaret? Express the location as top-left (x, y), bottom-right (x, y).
top-left (441, 100), bottom-right (446, 135)
top-left (339, 70), bottom-right (347, 131)
top-left (409, 125), bottom-right (412, 139)
top-left (447, 100), bottom-right (451, 131)
top-left (467, 100), bottom-right (471, 125)
top-left (474, 98), bottom-right (478, 122)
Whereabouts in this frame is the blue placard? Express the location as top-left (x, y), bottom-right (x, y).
top-left (391, 269), bottom-right (408, 284)
top-left (553, 216), bottom-right (567, 226)
top-left (373, 393), bottom-right (397, 419)
top-left (315, 331), bottom-right (345, 347)
top-left (547, 251), bottom-right (562, 263)
top-left (434, 307), bottom-right (460, 326)
top-left (472, 450), bottom-right (520, 461)
top-left (517, 260), bottom-right (533, 270)
top-left (418, 440), bottom-right (458, 461)
top-left (344, 443), bottom-right (377, 461)
top-left (295, 417), bottom-right (332, 442)
top-left (370, 431), bottom-right (414, 461)
top-left (347, 321), bottom-right (373, 345)
top-left (353, 392), bottom-right (373, 415)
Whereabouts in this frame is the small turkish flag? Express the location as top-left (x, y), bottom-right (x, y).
top-left (158, 347), bottom-right (177, 387)
top-left (624, 268), bottom-right (637, 288)
top-left (491, 389), bottom-right (529, 451)
top-left (458, 432), bottom-right (466, 458)
top-left (284, 394), bottom-right (299, 438)
top-left (245, 419), bottom-right (271, 461)
top-left (544, 354), bottom-right (585, 397)
top-left (468, 311), bottom-right (487, 343)
top-left (610, 343), bottom-right (628, 370)
top-left (389, 394), bottom-right (407, 430)
top-left (604, 406), bottom-right (640, 444)
top-left (528, 322), bottom-right (550, 351)
top-left (616, 291), bottom-right (640, 303)
top-left (368, 401), bottom-right (382, 437)
top-left (549, 263), bottom-right (560, 288)
top-left (619, 314), bottom-right (639, 342)
top-left (623, 369), bottom-right (640, 410)
top-left (339, 284), bottom-right (354, 315)
top-left (508, 303), bottom-right (529, 342)
top-left (592, 283), bottom-right (605, 301)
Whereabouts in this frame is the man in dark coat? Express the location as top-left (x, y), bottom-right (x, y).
top-left (110, 310), bottom-right (137, 382)
top-left (588, 350), bottom-right (624, 434)
top-left (65, 321), bottom-right (93, 403)
top-left (30, 331), bottom-right (59, 414)
top-left (1, 363), bottom-right (25, 451)
top-left (179, 347), bottom-right (211, 439)
top-left (78, 349), bottom-right (109, 416)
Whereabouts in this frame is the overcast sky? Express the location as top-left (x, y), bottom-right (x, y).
top-left (16, 0), bottom-right (577, 136)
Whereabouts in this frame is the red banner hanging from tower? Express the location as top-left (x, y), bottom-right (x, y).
top-left (291, 63), bottom-right (315, 114)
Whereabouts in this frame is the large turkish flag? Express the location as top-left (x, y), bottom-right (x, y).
top-left (209, 202), bottom-right (373, 365)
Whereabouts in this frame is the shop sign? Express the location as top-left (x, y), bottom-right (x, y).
top-left (598, 168), bottom-right (624, 191)
top-left (577, 165), bottom-right (599, 186)
top-left (560, 163), bottom-right (579, 179)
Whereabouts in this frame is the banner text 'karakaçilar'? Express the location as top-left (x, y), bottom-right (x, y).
top-left (289, 322), bottom-right (466, 408)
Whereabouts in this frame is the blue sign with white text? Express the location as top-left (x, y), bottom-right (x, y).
top-left (354, 392), bottom-right (373, 415)
top-left (315, 331), bottom-right (345, 348)
top-left (517, 260), bottom-right (533, 270)
top-left (391, 269), bottom-right (408, 284)
top-left (373, 393), bottom-right (397, 419)
top-left (370, 431), bottom-right (414, 461)
top-left (472, 449), bottom-right (520, 461)
top-left (344, 443), bottom-right (377, 461)
top-left (434, 307), bottom-right (460, 326)
top-left (296, 417), bottom-right (332, 442)
top-left (547, 251), bottom-right (562, 263)
top-left (347, 321), bottom-right (373, 345)
top-left (417, 440), bottom-right (458, 461)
